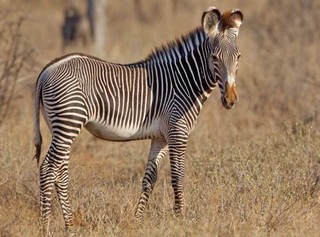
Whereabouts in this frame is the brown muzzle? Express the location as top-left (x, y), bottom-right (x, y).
top-left (222, 82), bottom-right (238, 109)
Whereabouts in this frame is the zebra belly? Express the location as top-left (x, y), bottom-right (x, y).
top-left (85, 120), bottom-right (162, 141)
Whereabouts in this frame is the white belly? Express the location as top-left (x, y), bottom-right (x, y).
top-left (85, 119), bottom-right (162, 141)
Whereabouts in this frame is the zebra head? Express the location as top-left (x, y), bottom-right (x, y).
top-left (202, 7), bottom-right (243, 109)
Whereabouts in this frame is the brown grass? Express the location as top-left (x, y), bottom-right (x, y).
top-left (1, 0), bottom-right (320, 236)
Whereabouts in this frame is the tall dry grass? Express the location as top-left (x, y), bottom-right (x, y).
top-left (0, 0), bottom-right (320, 236)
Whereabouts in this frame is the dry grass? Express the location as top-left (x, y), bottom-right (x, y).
top-left (1, 118), bottom-right (320, 236)
top-left (1, 0), bottom-right (320, 236)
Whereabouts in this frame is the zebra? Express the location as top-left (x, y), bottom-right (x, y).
top-left (33, 6), bottom-right (243, 234)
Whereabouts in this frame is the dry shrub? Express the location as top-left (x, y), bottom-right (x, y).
top-left (0, 10), bottom-right (33, 125)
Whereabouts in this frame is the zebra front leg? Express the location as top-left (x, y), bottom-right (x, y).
top-left (135, 138), bottom-right (168, 221)
top-left (168, 127), bottom-right (188, 216)
top-left (55, 161), bottom-right (76, 235)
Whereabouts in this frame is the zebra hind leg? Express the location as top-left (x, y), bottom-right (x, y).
top-left (40, 142), bottom-right (70, 235)
top-left (40, 124), bottom-right (84, 235)
top-left (55, 161), bottom-right (76, 235)
top-left (135, 138), bottom-right (168, 221)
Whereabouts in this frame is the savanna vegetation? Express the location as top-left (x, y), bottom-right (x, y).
top-left (0, 0), bottom-right (319, 236)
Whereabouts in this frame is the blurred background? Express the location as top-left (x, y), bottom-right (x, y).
top-left (0, 0), bottom-right (319, 140)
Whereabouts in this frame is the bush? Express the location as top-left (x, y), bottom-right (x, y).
top-left (0, 11), bottom-right (33, 125)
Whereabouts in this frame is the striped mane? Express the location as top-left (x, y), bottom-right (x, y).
top-left (145, 27), bottom-right (207, 63)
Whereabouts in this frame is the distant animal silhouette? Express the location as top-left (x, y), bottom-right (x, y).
top-left (61, 6), bottom-right (91, 50)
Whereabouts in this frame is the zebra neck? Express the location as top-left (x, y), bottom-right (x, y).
top-left (173, 44), bottom-right (216, 110)
top-left (143, 28), bottom-right (216, 106)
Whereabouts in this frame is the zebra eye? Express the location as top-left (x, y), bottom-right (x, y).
top-left (237, 54), bottom-right (242, 60)
top-left (212, 55), bottom-right (218, 62)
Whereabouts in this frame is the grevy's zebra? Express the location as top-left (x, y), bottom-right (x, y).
top-left (34, 6), bottom-right (243, 234)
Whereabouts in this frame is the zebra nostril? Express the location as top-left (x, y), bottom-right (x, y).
top-left (221, 95), bottom-right (237, 109)
top-left (222, 96), bottom-right (227, 104)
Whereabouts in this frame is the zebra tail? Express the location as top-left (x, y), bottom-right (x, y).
top-left (33, 74), bottom-right (43, 166)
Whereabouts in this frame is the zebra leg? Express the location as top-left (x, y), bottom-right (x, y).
top-left (40, 142), bottom-right (68, 235)
top-left (135, 138), bottom-right (168, 221)
top-left (55, 160), bottom-right (75, 234)
top-left (40, 129), bottom-right (82, 235)
top-left (168, 127), bottom-right (188, 216)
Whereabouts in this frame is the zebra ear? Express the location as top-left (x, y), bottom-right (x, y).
top-left (201, 6), bottom-right (221, 36)
top-left (229, 9), bottom-right (243, 29)
top-left (220, 9), bottom-right (243, 36)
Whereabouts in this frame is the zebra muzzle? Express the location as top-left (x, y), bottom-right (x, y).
top-left (222, 82), bottom-right (238, 109)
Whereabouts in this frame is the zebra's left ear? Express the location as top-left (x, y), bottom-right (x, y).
top-left (228, 9), bottom-right (243, 30)
top-left (220, 9), bottom-right (243, 36)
